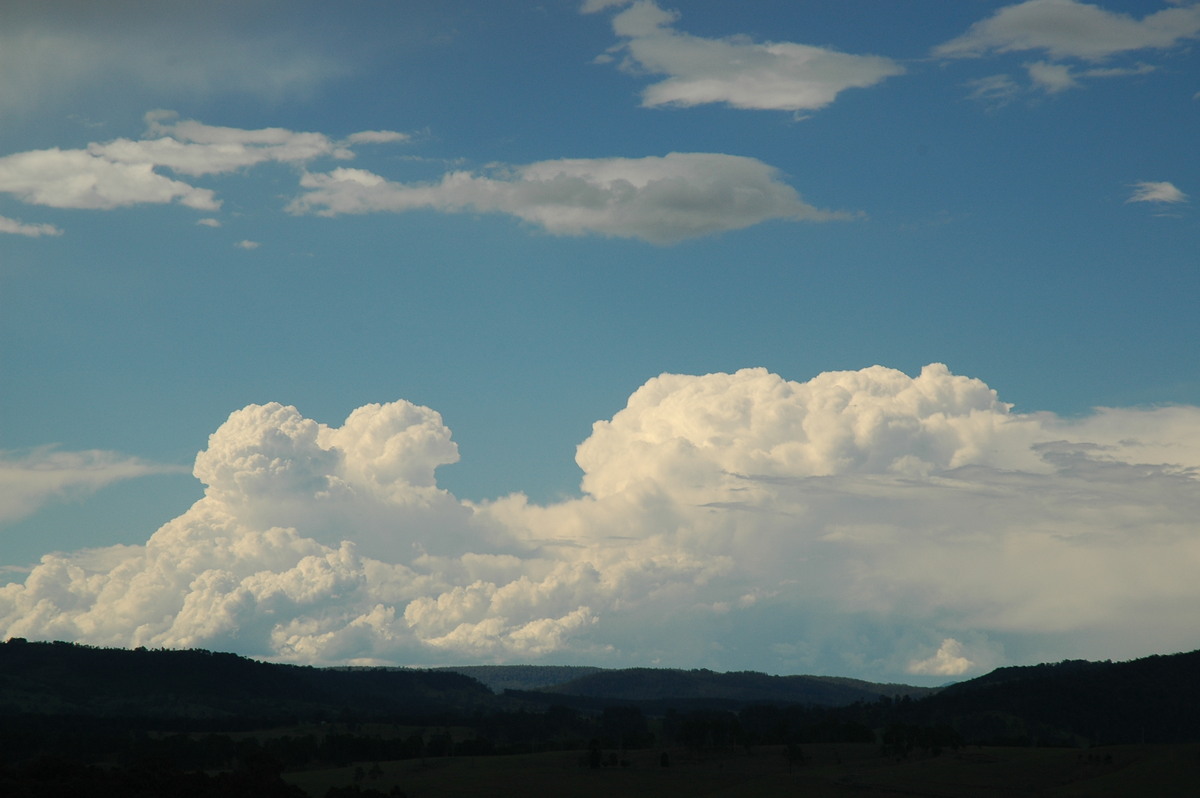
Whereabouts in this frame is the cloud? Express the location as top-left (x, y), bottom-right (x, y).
top-left (1127, 180), bottom-right (1188, 203)
top-left (290, 153), bottom-right (852, 244)
top-left (0, 112), bottom-right (408, 216)
top-left (0, 0), bottom-right (347, 117)
top-left (908, 638), bottom-right (974, 676)
top-left (4, 113), bottom-right (824, 244)
top-left (1025, 60), bottom-right (1078, 93)
top-left (88, 110), bottom-right (383, 178)
top-left (940, 2), bottom-right (1195, 98)
top-left (235, 240), bottom-right (261, 250)
top-left (344, 131), bottom-right (411, 145)
top-left (594, 0), bottom-right (903, 113)
top-left (0, 147), bottom-right (221, 211)
top-left (1025, 60), bottom-right (1157, 93)
top-left (965, 74), bottom-right (1022, 106)
top-left (581, 0), bottom-right (631, 13)
top-left (0, 215), bottom-right (62, 237)
top-left (3, 113), bottom-right (823, 244)
top-left (573, 364), bottom-right (1041, 499)
top-left (0, 447), bottom-right (185, 525)
top-left (197, 218), bottom-right (222, 228)
top-left (935, 0), bottom-right (1200, 60)
top-left (3, 366), bottom-right (1199, 679)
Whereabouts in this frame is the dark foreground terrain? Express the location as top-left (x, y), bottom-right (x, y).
top-left (3, 639), bottom-right (1199, 796)
top-left (286, 741), bottom-right (1200, 798)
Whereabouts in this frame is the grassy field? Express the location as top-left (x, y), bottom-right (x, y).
top-left (284, 742), bottom-right (1200, 797)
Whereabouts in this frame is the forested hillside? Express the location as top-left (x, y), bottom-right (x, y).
top-left (3, 637), bottom-right (1200, 797)
top-left (0, 638), bottom-right (492, 721)
top-left (912, 650), bottom-right (1200, 746)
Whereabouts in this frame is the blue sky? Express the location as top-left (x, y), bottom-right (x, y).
top-left (1, 0), bottom-right (1198, 683)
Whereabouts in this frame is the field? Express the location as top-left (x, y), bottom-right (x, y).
top-left (284, 742), bottom-right (1200, 797)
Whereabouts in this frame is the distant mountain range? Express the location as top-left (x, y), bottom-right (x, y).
top-left (3, 638), bottom-right (1199, 746)
top-left (432, 664), bottom-right (605, 692)
top-left (435, 664), bottom-right (937, 706)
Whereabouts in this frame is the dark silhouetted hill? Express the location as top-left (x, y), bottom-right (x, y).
top-left (0, 638), bottom-right (491, 721)
top-left (7, 638), bottom-right (1200, 747)
top-left (914, 649), bottom-right (1200, 745)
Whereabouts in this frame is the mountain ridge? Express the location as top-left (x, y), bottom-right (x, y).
top-left (4, 638), bottom-right (1200, 746)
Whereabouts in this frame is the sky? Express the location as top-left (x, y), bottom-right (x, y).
top-left (1, 0), bottom-right (1198, 684)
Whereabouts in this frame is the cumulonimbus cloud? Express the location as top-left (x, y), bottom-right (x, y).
top-left (290, 153), bottom-right (851, 244)
top-left (3, 365), bottom-right (1199, 678)
top-left (588, 0), bottom-right (903, 113)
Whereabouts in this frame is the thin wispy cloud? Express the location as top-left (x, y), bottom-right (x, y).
top-left (0, 215), bottom-right (62, 237)
top-left (1025, 60), bottom-right (1156, 93)
top-left (0, 0), bottom-right (347, 117)
top-left (965, 74), bottom-right (1022, 106)
top-left (1127, 180), bottom-right (1188, 204)
top-left (0, 447), bottom-right (185, 525)
top-left (1025, 61), bottom-right (1077, 93)
top-left (580, 0), bottom-right (630, 12)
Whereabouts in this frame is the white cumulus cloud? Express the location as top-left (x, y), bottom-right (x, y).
top-left (0, 113), bottom-right (408, 217)
top-left (3, 367), bottom-right (1200, 679)
top-left (908, 638), bottom-right (974, 676)
top-left (290, 153), bottom-right (851, 244)
top-left (594, 0), bottom-right (903, 113)
top-left (0, 147), bottom-right (221, 211)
